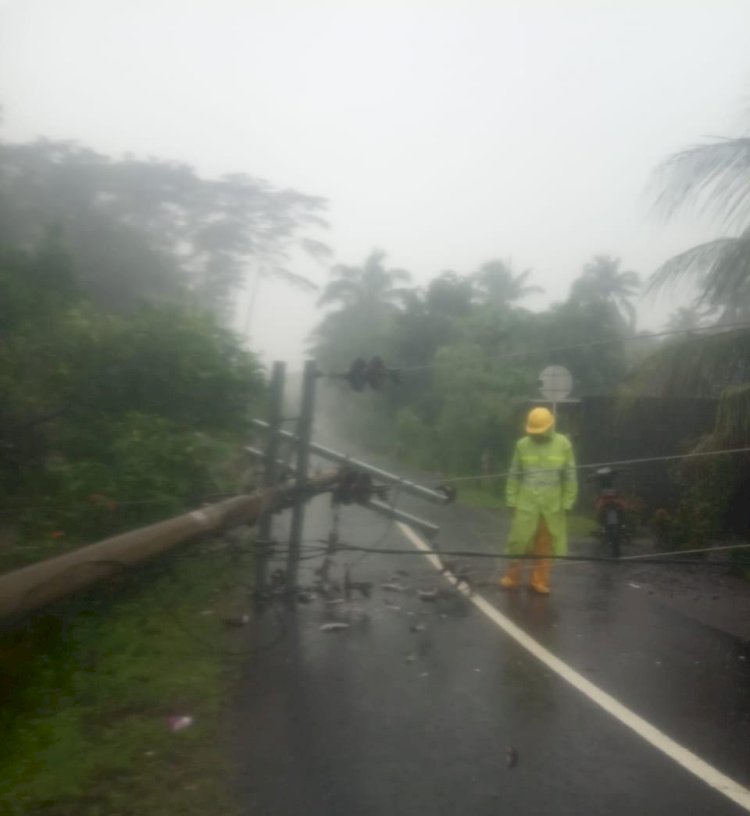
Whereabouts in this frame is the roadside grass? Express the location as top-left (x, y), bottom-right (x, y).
top-left (457, 483), bottom-right (597, 538)
top-left (0, 537), bottom-right (253, 816)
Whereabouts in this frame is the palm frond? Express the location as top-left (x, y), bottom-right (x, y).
top-left (618, 297), bottom-right (637, 328)
top-left (514, 268), bottom-right (532, 286)
top-left (384, 286), bottom-right (415, 307)
top-left (653, 138), bottom-right (750, 229)
top-left (317, 278), bottom-right (358, 307)
top-left (268, 266), bottom-right (318, 292)
top-left (618, 269), bottom-right (640, 290)
top-left (700, 228), bottom-right (750, 307)
top-left (648, 238), bottom-right (738, 293)
top-left (329, 263), bottom-right (361, 282)
top-left (649, 231), bottom-right (750, 308)
top-left (664, 305), bottom-right (708, 332)
top-left (363, 249), bottom-right (387, 275)
top-left (707, 384), bottom-right (750, 446)
top-left (626, 326), bottom-right (750, 397)
top-left (299, 238), bottom-right (332, 261)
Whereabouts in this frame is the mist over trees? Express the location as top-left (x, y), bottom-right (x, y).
top-left (0, 133), bottom-right (332, 561)
top-left (2, 104), bottom-right (750, 554)
top-left (312, 251), bottom-right (634, 473)
top-left (0, 138), bottom-right (329, 317)
top-left (308, 116), bottom-right (750, 544)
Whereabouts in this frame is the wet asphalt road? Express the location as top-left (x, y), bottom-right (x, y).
top-left (234, 487), bottom-right (750, 815)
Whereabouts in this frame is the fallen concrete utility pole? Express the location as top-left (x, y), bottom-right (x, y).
top-left (0, 470), bottom-right (340, 627)
top-left (250, 420), bottom-right (451, 505)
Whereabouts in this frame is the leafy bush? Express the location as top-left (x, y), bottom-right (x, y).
top-left (0, 242), bottom-right (265, 566)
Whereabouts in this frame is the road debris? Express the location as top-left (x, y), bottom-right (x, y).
top-left (344, 566), bottom-right (372, 599)
top-left (418, 589), bottom-right (439, 602)
top-left (409, 623), bottom-right (426, 633)
top-left (628, 582), bottom-right (642, 590)
top-left (384, 598), bottom-right (401, 610)
top-left (320, 622), bottom-right (350, 632)
top-left (344, 605), bottom-right (369, 622)
top-left (382, 582), bottom-right (408, 593)
top-left (222, 613), bottom-right (250, 627)
top-left (167, 715), bottom-right (194, 732)
top-left (506, 746), bottom-right (519, 768)
top-left (405, 652), bottom-right (417, 663)
top-left (326, 598), bottom-right (345, 606)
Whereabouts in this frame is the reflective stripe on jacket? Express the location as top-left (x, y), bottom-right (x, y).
top-left (505, 432), bottom-right (578, 556)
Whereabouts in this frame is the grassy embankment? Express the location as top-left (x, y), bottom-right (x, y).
top-left (0, 537), bottom-right (253, 816)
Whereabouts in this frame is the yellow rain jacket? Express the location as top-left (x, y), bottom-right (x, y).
top-left (505, 432), bottom-right (578, 556)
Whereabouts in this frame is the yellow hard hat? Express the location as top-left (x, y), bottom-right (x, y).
top-left (526, 407), bottom-right (554, 435)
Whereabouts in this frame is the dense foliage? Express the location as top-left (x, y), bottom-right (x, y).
top-left (313, 253), bottom-right (634, 475)
top-left (0, 239), bottom-right (264, 564)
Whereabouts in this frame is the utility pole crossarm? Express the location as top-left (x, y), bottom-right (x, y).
top-left (250, 420), bottom-right (452, 506)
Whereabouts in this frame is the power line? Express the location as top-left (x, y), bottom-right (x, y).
top-left (423, 444), bottom-right (750, 487)
top-left (0, 490), bottom-right (246, 515)
top-left (309, 541), bottom-right (750, 567)
top-left (394, 318), bottom-right (750, 375)
top-left (621, 541), bottom-right (750, 561)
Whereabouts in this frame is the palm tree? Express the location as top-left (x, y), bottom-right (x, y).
top-left (649, 136), bottom-right (750, 315)
top-left (318, 249), bottom-right (411, 313)
top-left (311, 250), bottom-right (412, 370)
top-left (570, 255), bottom-right (640, 327)
top-left (473, 259), bottom-right (543, 307)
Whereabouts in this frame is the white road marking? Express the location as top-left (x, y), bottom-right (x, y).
top-left (396, 522), bottom-right (750, 813)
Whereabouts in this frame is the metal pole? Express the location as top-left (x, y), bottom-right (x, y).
top-left (250, 420), bottom-right (450, 505)
top-left (245, 447), bottom-right (441, 539)
top-left (254, 361), bottom-right (285, 605)
top-left (286, 360), bottom-right (317, 592)
top-left (363, 500), bottom-right (440, 539)
top-left (245, 447), bottom-right (292, 479)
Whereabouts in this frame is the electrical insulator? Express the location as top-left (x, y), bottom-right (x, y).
top-left (345, 358), bottom-right (369, 391)
top-left (366, 356), bottom-right (387, 389)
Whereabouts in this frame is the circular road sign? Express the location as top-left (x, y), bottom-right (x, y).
top-left (539, 365), bottom-right (573, 401)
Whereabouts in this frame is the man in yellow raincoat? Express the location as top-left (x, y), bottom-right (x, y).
top-left (499, 406), bottom-right (578, 595)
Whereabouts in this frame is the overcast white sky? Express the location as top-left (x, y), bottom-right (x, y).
top-left (2, 0), bottom-right (749, 364)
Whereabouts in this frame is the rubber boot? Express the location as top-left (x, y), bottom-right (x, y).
top-left (529, 558), bottom-right (551, 595)
top-left (499, 561), bottom-right (522, 589)
top-left (529, 520), bottom-right (552, 595)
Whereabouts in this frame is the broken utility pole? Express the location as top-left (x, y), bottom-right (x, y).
top-left (285, 359), bottom-right (318, 593)
top-left (254, 361), bottom-right (286, 605)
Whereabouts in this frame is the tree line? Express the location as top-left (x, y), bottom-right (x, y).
top-left (310, 125), bottom-right (750, 543)
top-left (1, 110), bottom-right (749, 557)
top-left (0, 135), bottom-right (328, 564)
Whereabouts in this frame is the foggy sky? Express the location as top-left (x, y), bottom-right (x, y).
top-left (2, 0), bottom-right (749, 365)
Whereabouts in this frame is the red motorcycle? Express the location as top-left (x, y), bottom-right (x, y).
top-left (588, 466), bottom-right (631, 558)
